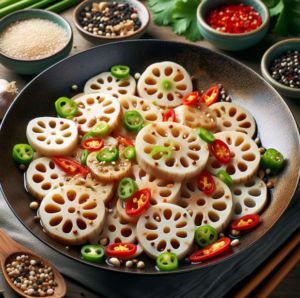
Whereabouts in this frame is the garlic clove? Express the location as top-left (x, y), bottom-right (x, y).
top-left (0, 81), bottom-right (18, 120)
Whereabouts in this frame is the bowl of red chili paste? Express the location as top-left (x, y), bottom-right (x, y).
top-left (197, 0), bottom-right (270, 51)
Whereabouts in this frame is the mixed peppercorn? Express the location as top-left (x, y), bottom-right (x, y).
top-left (6, 255), bottom-right (57, 296)
top-left (78, 2), bottom-right (142, 37)
top-left (270, 50), bottom-right (300, 89)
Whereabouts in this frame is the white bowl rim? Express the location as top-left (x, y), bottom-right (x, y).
top-left (261, 38), bottom-right (300, 94)
top-left (197, 0), bottom-right (270, 38)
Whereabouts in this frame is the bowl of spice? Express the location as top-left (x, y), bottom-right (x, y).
top-left (261, 39), bottom-right (300, 99)
top-left (0, 9), bottom-right (73, 75)
top-left (73, 0), bottom-right (150, 43)
top-left (197, 0), bottom-right (270, 51)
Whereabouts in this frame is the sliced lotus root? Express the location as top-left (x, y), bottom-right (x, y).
top-left (87, 151), bottom-right (131, 182)
top-left (135, 122), bottom-right (209, 182)
top-left (68, 173), bottom-right (114, 205)
top-left (177, 177), bottom-right (233, 233)
top-left (174, 103), bottom-right (217, 130)
top-left (131, 165), bottom-right (181, 205)
top-left (90, 204), bottom-right (136, 247)
top-left (136, 203), bottom-right (195, 260)
top-left (73, 93), bottom-right (122, 134)
top-left (39, 185), bottom-right (106, 246)
top-left (231, 176), bottom-right (267, 220)
top-left (26, 117), bottom-right (78, 156)
top-left (113, 94), bottom-right (163, 139)
top-left (84, 72), bottom-right (136, 98)
top-left (116, 198), bottom-right (142, 224)
top-left (205, 131), bottom-right (260, 184)
top-left (101, 135), bottom-right (119, 148)
top-left (209, 102), bottom-right (256, 137)
top-left (137, 61), bottom-right (193, 107)
top-left (71, 93), bottom-right (85, 101)
top-left (26, 157), bottom-right (73, 201)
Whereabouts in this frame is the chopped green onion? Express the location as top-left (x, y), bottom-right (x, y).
top-left (27, 0), bottom-right (57, 8)
top-left (46, 0), bottom-right (82, 13)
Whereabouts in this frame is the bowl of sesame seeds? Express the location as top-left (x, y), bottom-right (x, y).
top-left (0, 9), bottom-right (73, 75)
top-left (261, 38), bottom-right (300, 99)
top-left (73, 0), bottom-right (150, 44)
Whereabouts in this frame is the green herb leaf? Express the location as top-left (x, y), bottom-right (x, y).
top-left (272, 0), bottom-right (300, 36)
top-left (269, 0), bottom-right (283, 17)
top-left (148, 0), bottom-right (178, 26)
top-left (261, 0), bottom-right (280, 8)
top-left (172, 0), bottom-right (202, 42)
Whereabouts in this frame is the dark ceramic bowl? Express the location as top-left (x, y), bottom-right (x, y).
top-left (0, 40), bottom-right (299, 275)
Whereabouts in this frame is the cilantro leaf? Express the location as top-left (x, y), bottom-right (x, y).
top-left (270, 0), bottom-right (283, 17)
top-left (261, 0), bottom-right (280, 8)
top-left (148, 0), bottom-right (178, 26)
top-left (272, 0), bottom-right (300, 36)
top-left (171, 0), bottom-right (202, 42)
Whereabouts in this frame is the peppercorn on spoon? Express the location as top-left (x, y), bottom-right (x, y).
top-left (0, 228), bottom-right (66, 298)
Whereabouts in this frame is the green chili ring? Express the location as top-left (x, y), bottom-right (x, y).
top-left (55, 97), bottom-right (78, 118)
top-left (13, 144), bottom-right (34, 164)
top-left (156, 252), bottom-right (178, 271)
top-left (195, 226), bottom-right (218, 248)
top-left (124, 146), bottom-right (136, 160)
top-left (97, 148), bottom-right (119, 162)
top-left (91, 121), bottom-right (109, 136)
top-left (117, 178), bottom-right (138, 201)
top-left (124, 110), bottom-right (144, 132)
top-left (80, 132), bottom-right (97, 144)
top-left (81, 245), bottom-right (105, 263)
top-left (196, 127), bottom-right (216, 144)
top-left (81, 149), bottom-right (90, 165)
top-left (217, 170), bottom-right (233, 187)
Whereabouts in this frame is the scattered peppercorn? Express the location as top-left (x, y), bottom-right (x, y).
top-left (270, 50), bottom-right (300, 89)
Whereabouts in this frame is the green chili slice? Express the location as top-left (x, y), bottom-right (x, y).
top-left (111, 65), bottom-right (130, 79)
top-left (81, 149), bottom-right (90, 166)
top-left (195, 226), bottom-right (218, 248)
top-left (55, 97), bottom-right (78, 118)
top-left (12, 144), bottom-right (34, 164)
top-left (124, 111), bottom-right (144, 132)
top-left (137, 122), bottom-right (151, 132)
top-left (196, 127), bottom-right (215, 144)
top-left (117, 178), bottom-right (138, 201)
top-left (150, 140), bottom-right (174, 160)
top-left (81, 245), bottom-right (104, 263)
top-left (156, 252), bottom-right (178, 271)
top-left (97, 148), bottom-right (119, 162)
top-left (217, 170), bottom-right (233, 187)
top-left (91, 121), bottom-right (109, 136)
top-left (124, 146), bottom-right (136, 160)
top-left (80, 132), bottom-right (96, 144)
top-left (260, 148), bottom-right (284, 174)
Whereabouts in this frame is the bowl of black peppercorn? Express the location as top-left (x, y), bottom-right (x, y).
top-left (261, 38), bottom-right (300, 98)
top-left (73, 0), bottom-right (150, 44)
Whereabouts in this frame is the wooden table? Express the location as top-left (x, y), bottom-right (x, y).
top-left (1, 2), bottom-right (300, 297)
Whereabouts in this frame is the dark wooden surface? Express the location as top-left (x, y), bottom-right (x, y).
top-left (0, 1), bottom-right (300, 297)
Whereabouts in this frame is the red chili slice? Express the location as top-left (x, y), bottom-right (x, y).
top-left (211, 139), bottom-right (231, 164)
top-left (197, 172), bottom-right (215, 195)
top-left (163, 109), bottom-right (176, 122)
top-left (231, 214), bottom-right (260, 231)
top-left (81, 138), bottom-right (104, 152)
top-left (106, 243), bottom-right (137, 258)
top-left (200, 86), bottom-right (219, 106)
top-left (125, 189), bottom-right (151, 216)
top-left (189, 237), bottom-right (231, 262)
top-left (115, 134), bottom-right (135, 148)
top-left (52, 157), bottom-right (89, 177)
top-left (182, 91), bottom-right (199, 106)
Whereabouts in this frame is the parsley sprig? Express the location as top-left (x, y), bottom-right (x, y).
top-left (149, 0), bottom-right (300, 42)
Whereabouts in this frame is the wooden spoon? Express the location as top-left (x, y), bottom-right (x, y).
top-left (0, 228), bottom-right (66, 298)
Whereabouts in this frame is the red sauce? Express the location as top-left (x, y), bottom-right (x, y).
top-left (205, 4), bottom-right (263, 34)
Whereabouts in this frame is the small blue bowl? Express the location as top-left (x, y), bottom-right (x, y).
top-left (197, 0), bottom-right (270, 51)
top-left (261, 38), bottom-right (300, 98)
top-left (0, 9), bottom-right (73, 75)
